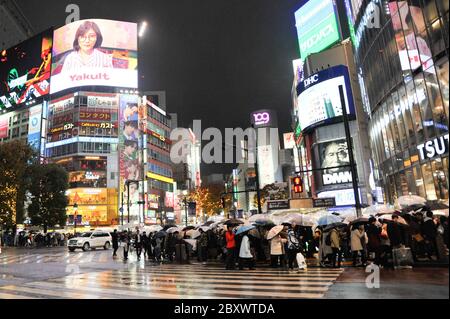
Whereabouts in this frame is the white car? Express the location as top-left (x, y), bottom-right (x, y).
top-left (67, 231), bottom-right (112, 252)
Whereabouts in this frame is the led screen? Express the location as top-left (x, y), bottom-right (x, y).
top-left (51, 19), bottom-right (138, 94)
top-left (0, 29), bottom-right (53, 110)
top-left (295, 0), bottom-right (341, 60)
top-left (296, 65), bottom-right (355, 132)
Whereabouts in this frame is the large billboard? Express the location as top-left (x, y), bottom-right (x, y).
top-left (0, 29), bottom-right (53, 110)
top-left (118, 94), bottom-right (143, 223)
top-left (296, 65), bottom-right (355, 133)
top-left (51, 19), bottom-right (138, 94)
top-left (294, 0), bottom-right (341, 60)
top-left (27, 104), bottom-right (43, 151)
top-left (315, 138), bottom-right (353, 186)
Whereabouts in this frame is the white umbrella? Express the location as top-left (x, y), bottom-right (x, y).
top-left (144, 225), bottom-right (162, 233)
top-left (207, 215), bottom-right (226, 223)
top-left (186, 229), bottom-right (201, 239)
top-left (363, 204), bottom-right (396, 216)
top-left (266, 225), bottom-right (284, 240)
top-left (395, 195), bottom-right (427, 208)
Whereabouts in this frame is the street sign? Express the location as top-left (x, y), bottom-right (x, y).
top-left (313, 197), bottom-right (336, 208)
top-left (267, 200), bottom-right (290, 210)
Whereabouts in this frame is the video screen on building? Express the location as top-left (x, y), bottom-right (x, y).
top-left (51, 19), bottom-right (138, 94)
top-left (0, 29), bottom-right (53, 110)
top-left (294, 0), bottom-right (341, 60)
top-left (296, 65), bottom-right (355, 132)
top-left (315, 139), bottom-right (353, 187)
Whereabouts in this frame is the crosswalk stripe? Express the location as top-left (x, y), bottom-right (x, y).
top-left (67, 273), bottom-right (335, 286)
top-left (0, 285), bottom-right (106, 299)
top-left (0, 292), bottom-right (39, 299)
top-left (25, 281), bottom-right (232, 299)
top-left (37, 278), bottom-right (325, 299)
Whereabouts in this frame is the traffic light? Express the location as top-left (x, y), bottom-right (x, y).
top-left (293, 176), bottom-right (303, 193)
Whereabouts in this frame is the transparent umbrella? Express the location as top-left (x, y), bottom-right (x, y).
top-left (395, 195), bottom-right (427, 208)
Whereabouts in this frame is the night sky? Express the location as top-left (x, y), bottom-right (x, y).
top-left (17, 0), bottom-right (301, 175)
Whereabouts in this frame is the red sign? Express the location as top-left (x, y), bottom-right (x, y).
top-left (0, 116), bottom-right (8, 138)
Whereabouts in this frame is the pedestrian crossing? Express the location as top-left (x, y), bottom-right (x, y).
top-left (0, 250), bottom-right (110, 265)
top-left (0, 254), bottom-right (344, 299)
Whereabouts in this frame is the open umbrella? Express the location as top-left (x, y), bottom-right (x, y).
top-left (349, 217), bottom-right (370, 226)
top-left (186, 229), bottom-right (201, 239)
top-left (249, 214), bottom-right (273, 223)
top-left (224, 218), bottom-right (244, 226)
top-left (154, 230), bottom-right (167, 238)
top-left (163, 224), bottom-right (177, 231)
top-left (182, 226), bottom-right (196, 231)
top-left (166, 227), bottom-right (181, 234)
top-left (323, 222), bottom-right (348, 232)
top-left (266, 225), bottom-right (284, 240)
top-left (362, 204), bottom-right (396, 216)
top-left (378, 214), bottom-right (408, 226)
top-left (317, 214), bottom-right (342, 226)
top-left (183, 239), bottom-right (197, 251)
top-left (202, 221), bottom-right (214, 227)
top-left (199, 226), bottom-right (210, 232)
top-left (395, 195), bottom-right (427, 208)
top-left (248, 228), bottom-right (262, 239)
top-left (235, 225), bottom-right (256, 236)
top-left (146, 225), bottom-right (163, 233)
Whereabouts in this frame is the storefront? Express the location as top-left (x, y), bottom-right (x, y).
top-left (353, 0), bottom-right (449, 203)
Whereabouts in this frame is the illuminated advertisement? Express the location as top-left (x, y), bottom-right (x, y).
top-left (283, 132), bottom-right (296, 149)
top-left (27, 104), bottom-right (43, 151)
top-left (296, 65), bottom-right (355, 132)
top-left (69, 171), bottom-right (107, 188)
top-left (250, 109), bottom-right (277, 128)
top-left (257, 145), bottom-right (276, 188)
top-left (51, 19), bottom-right (138, 94)
top-left (118, 94), bottom-right (143, 223)
top-left (0, 29), bottom-right (53, 110)
top-left (318, 188), bottom-right (362, 206)
top-left (294, 0), bottom-right (341, 60)
top-left (67, 188), bottom-right (108, 206)
top-left (314, 139), bottom-right (353, 186)
top-left (66, 205), bottom-right (108, 224)
top-left (165, 191), bottom-right (174, 208)
top-left (0, 114), bottom-right (9, 138)
top-left (389, 1), bottom-right (433, 72)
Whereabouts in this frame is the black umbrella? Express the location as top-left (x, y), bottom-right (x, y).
top-left (155, 230), bottom-right (167, 238)
top-left (202, 221), bottom-right (214, 227)
top-left (426, 202), bottom-right (449, 211)
top-left (323, 222), bottom-right (348, 232)
top-left (162, 224), bottom-right (176, 231)
top-left (182, 226), bottom-right (196, 231)
top-left (349, 217), bottom-right (370, 226)
top-left (224, 219), bottom-right (244, 226)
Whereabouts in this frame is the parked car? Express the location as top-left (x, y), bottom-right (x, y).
top-left (67, 231), bottom-right (112, 252)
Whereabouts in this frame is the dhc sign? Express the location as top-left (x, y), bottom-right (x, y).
top-left (417, 134), bottom-right (449, 161)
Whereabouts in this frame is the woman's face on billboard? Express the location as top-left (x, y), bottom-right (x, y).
top-left (78, 28), bottom-right (97, 53)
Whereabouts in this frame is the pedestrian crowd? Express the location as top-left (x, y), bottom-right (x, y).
top-left (0, 231), bottom-right (68, 248)
top-left (317, 210), bottom-right (449, 268)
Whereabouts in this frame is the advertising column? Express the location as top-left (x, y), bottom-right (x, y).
top-left (119, 94), bottom-right (143, 225)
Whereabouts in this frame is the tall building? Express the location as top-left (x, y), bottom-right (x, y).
top-left (293, 41), bottom-right (373, 207)
top-left (352, 0), bottom-right (449, 203)
top-left (0, 0), bottom-right (33, 50)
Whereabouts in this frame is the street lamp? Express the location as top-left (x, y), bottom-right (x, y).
top-left (73, 203), bottom-right (78, 235)
top-left (182, 190), bottom-right (188, 227)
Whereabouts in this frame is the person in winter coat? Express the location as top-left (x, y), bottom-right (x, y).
top-left (351, 225), bottom-right (368, 267)
top-left (197, 229), bottom-right (209, 263)
top-left (225, 226), bottom-right (237, 270)
top-left (387, 215), bottom-right (403, 249)
top-left (238, 233), bottom-right (255, 270)
top-left (422, 210), bottom-right (438, 260)
top-left (330, 228), bottom-right (342, 268)
top-left (111, 229), bottom-right (119, 257)
top-left (366, 217), bottom-right (382, 265)
top-left (286, 225), bottom-right (302, 270)
top-left (270, 234), bottom-right (288, 268)
top-left (122, 231), bottom-right (130, 261)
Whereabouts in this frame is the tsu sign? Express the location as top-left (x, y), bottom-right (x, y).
top-left (250, 109), bottom-right (277, 128)
top-left (417, 134), bottom-right (449, 161)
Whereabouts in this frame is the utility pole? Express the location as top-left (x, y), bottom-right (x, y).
top-left (339, 85), bottom-right (362, 217)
